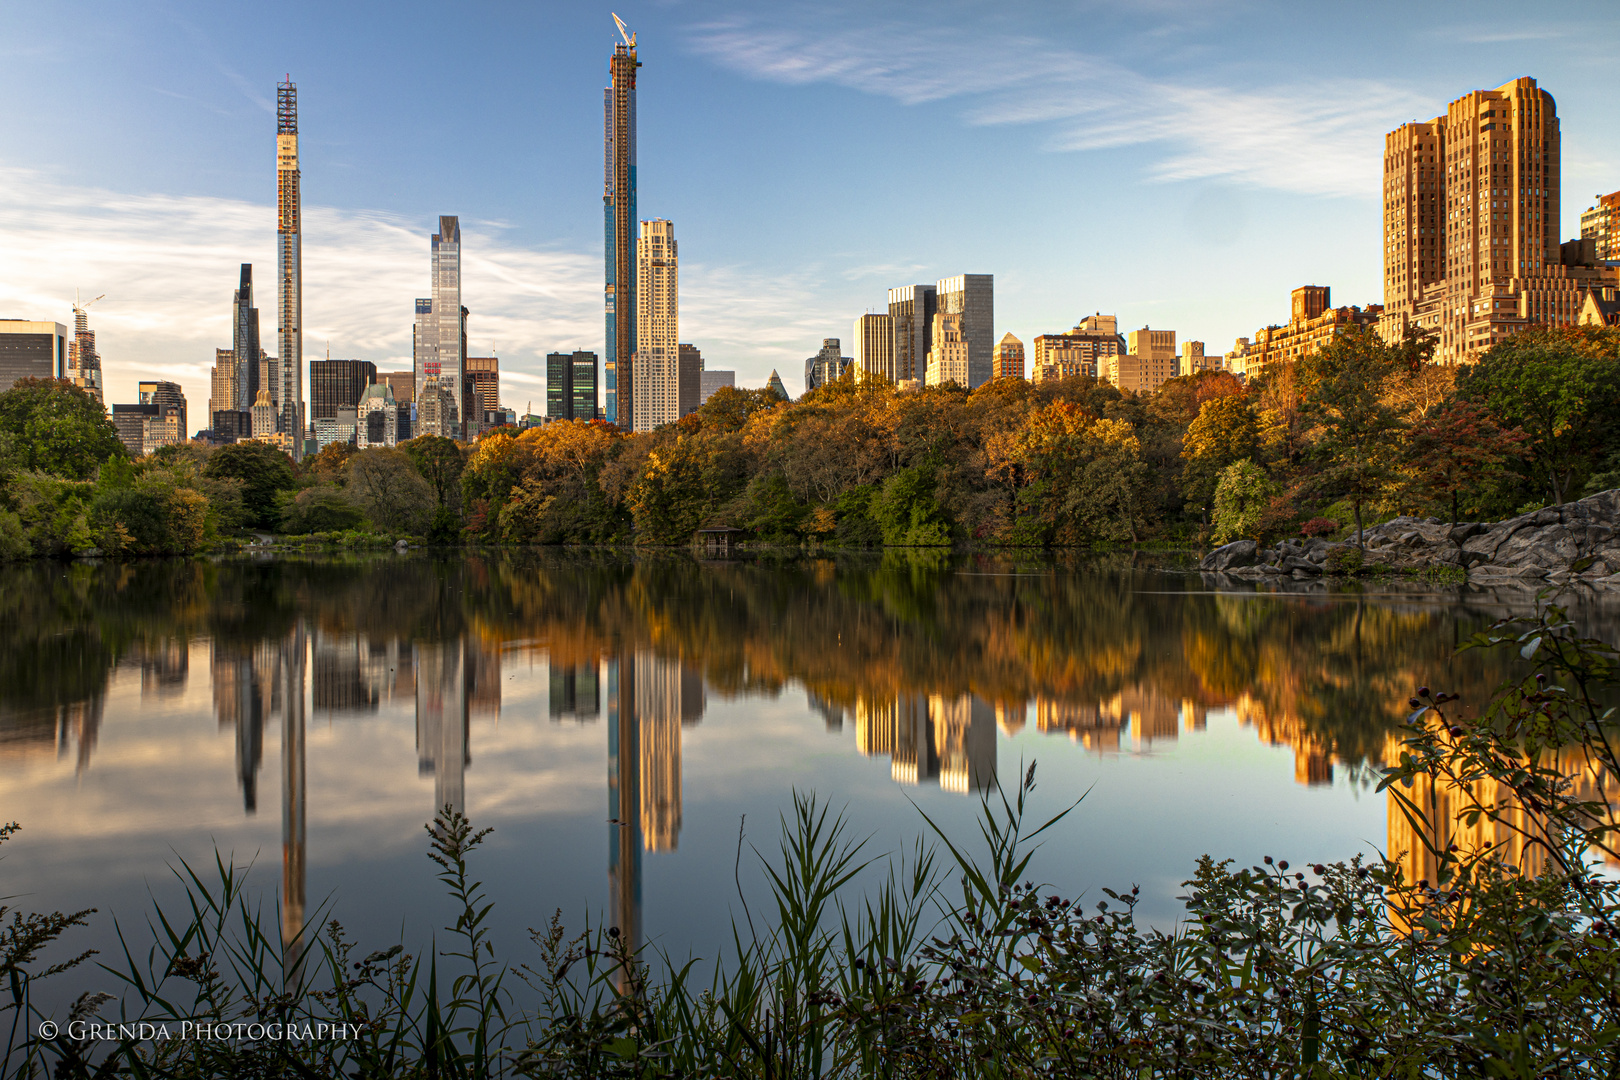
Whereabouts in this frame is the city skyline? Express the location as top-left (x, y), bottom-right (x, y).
top-left (2, 2), bottom-right (1618, 417)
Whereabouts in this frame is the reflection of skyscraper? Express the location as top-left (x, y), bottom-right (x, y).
top-left (891, 695), bottom-right (938, 786)
top-left (415, 640), bottom-right (469, 816)
top-left (607, 650), bottom-right (641, 989)
top-left (313, 631), bottom-right (380, 714)
top-left (281, 623), bottom-right (308, 987)
top-left (212, 643), bottom-right (268, 813)
top-left (935, 696), bottom-right (996, 794)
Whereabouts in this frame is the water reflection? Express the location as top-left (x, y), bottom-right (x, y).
top-left (4, 552), bottom-right (1620, 945)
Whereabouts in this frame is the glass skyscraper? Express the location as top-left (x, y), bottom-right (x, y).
top-left (936, 275), bottom-right (994, 389)
top-left (413, 217), bottom-right (464, 438)
top-left (603, 22), bottom-right (638, 429)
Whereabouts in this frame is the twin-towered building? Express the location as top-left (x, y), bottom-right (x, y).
top-left (1380, 76), bottom-right (1616, 362)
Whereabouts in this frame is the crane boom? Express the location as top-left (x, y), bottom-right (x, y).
top-left (612, 13), bottom-right (634, 48)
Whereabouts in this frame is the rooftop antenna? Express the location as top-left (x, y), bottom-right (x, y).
top-left (612, 13), bottom-right (635, 47)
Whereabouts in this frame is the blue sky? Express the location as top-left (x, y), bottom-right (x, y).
top-left (2, 0), bottom-right (1617, 415)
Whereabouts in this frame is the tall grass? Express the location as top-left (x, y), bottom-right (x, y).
top-left (6, 602), bottom-right (1620, 1077)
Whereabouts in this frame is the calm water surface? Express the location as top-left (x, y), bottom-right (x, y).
top-left (3, 551), bottom-right (1609, 999)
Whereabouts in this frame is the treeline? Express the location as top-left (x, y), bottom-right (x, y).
top-left (3, 323), bottom-right (1619, 558)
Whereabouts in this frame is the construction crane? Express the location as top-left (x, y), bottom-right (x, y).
top-left (72, 290), bottom-right (106, 330)
top-left (612, 13), bottom-right (635, 47)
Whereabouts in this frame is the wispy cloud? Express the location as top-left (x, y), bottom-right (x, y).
top-left (0, 166), bottom-right (843, 407)
top-left (0, 166), bottom-right (601, 410)
top-left (686, 11), bottom-right (1428, 199)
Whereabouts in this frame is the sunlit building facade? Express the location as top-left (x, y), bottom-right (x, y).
top-left (276, 83), bottom-right (304, 457)
top-left (633, 219), bottom-right (678, 431)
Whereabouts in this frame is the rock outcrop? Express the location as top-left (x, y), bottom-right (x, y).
top-left (1198, 489), bottom-right (1620, 587)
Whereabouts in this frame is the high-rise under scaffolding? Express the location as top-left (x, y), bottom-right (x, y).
top-left (277, 78), bottom-right (304, 459)
top-left (603, 18), bottom-right (639, 430)
top-left (67, 295), bottom-right (104, 404)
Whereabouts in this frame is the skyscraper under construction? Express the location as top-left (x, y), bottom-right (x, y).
top-left (603, 16), bottom-right (638, 430)
top-left (277, 78), bottom-right (304, 458)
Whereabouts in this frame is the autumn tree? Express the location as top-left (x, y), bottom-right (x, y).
top-left (1401, 400), bottom-right (1527, 524)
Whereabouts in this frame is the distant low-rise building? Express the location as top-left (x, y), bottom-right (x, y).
top-left (1179, 341), bottom-right (1217, 377)
top-left (1250, 286), bottom-right (1381, 377)
top-left (1579, 284), bottom-right (1620, 327)
top-left (1103, 328), bottom-right (1178, 392)
top-left (1031, 315), bottom-right (1125, 383)
top-left (992, 332), bottom-right (1024, 380)
top-left (314, 408), bottom-right (359, 449)
top-left (1583, 190), bottom-right (1620, 263)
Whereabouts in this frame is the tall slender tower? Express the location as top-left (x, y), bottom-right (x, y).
top-left (67, 293), bottom-right (104, 404)
top-left (277, 78), bottom-right (304, 458)
top-left (233, 265), bottom-right (261, 412)
top-left (604, 16), bottom-right (639, 430)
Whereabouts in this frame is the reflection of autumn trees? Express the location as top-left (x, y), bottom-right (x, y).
top-left (8, 552), bottom-right (1619, 790)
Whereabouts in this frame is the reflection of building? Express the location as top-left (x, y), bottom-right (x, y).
top-left (634, 652), bottom-right (705, 852)
top-left (807, 690), bottom-right (844, 732)
top-left (281, 623), bottom-right (308, 985)
top-left (852, 692), bottom-right (995, 794)
top-left (415, 641), bottom-right (469, 816)
top-left (550, 662), bottom-right (601, 721)
top-left (139, 639), bottom-right (189, 699)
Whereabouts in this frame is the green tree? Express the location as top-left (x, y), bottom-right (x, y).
top-left (348, 449), bottom-right (436, 535)
top-left (1299, 328), bottom-right (1411, 545)
top-left (1457, 326), bottom-right (1620, 505)
top-left (401, 434), bottom-right (465, 540)
top-left (1211, 459), bottom-right (1280, 544)
top-left (0, 377), bottom-right (125, 480)
top-left (203, 441), bottom-right (297, 531)
top-left (281, 486), bottom-right (366, 534)
top-left (1180, 394), bottom-right (1259, 522)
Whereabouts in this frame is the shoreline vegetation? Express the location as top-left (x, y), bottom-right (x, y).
top-left (4, 325), bottom-right (1620, 563)
top-left (4, 604), bottom-right (1620, 1076)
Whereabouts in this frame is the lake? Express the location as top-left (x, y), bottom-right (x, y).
top-left (2, 550), bottom-right (1608, 1003)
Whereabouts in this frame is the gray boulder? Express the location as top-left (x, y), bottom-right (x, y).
top-left (1200, 540), bottom-right (1258, 571)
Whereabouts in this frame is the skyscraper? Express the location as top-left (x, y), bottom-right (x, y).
top-left (233, 264), bottom-right (262, 412)
top-left (803, 338), bottom-right (847, 394)
top-left (0, 321), bottom-right (65, 390)
top-left (1380, 76), bottom-right (1616, 362)
top-left (413, 217), bottom-right (466, 438)
top-left (67, 295), bottom-right (103, 404)
top-left (633, 218), bottom-right (678, 431)
top-left (572, 351), bottom-right (599, 419)
top-left (925, 312), bottom-right (969, 386)
top-left (604, 19), bottom-right (639, 430)
top-left (887, 284), bottom-right (936, 383)
top-left (936, 275), bottom-right (994, 388)
top-left (210, 348), bottom-right (238, 425)
top-left (276, 82), bottom-right (304, 457)
top-left (852, 313), bottom-right (894, 381)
